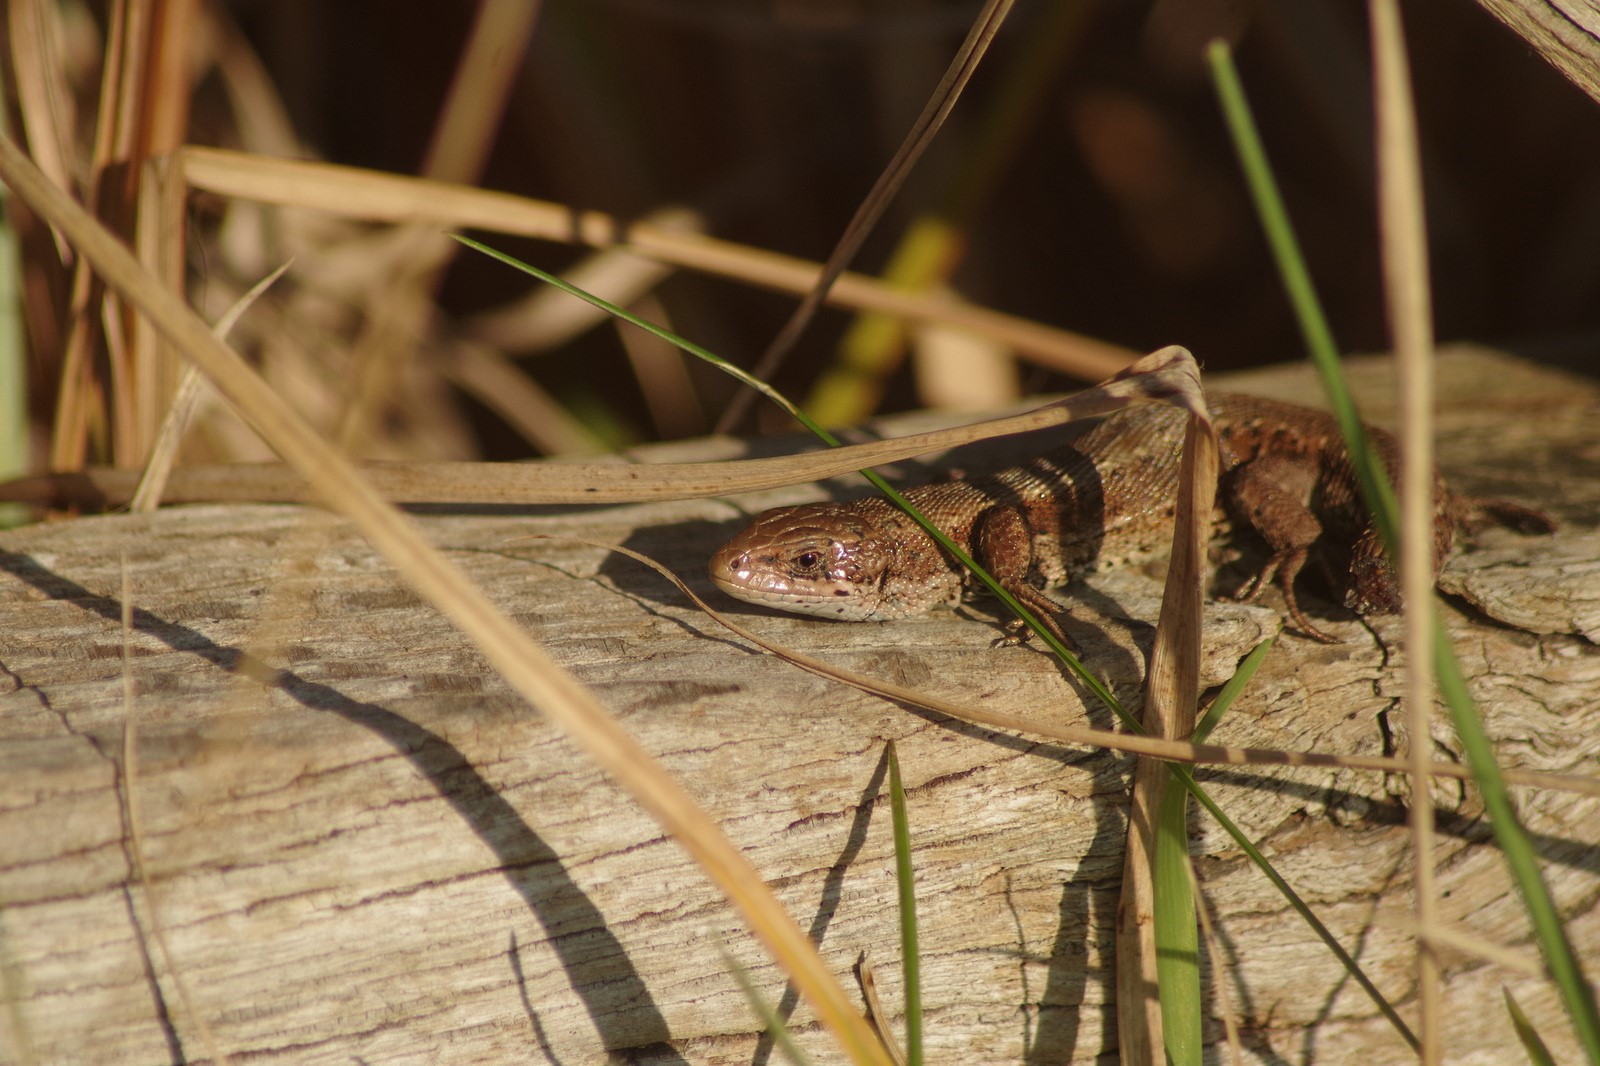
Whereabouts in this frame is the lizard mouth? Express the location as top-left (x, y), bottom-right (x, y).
top-left (707, 545), bottom-right (788, 602)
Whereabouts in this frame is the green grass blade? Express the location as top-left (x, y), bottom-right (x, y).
top-left (1158, 636), bottom-right (1277, 1063)
top-left (1154, 778), bottom-right (1201, 1065)
top-left (721, 947), bottom-right (819, 1066)
top-left (886, 743), bottom-right (923, 1066)
top-left (1205, 42), bottom-right (1397, 553)
top-left (1504, 986), bottom-right (1558, 1066)
top-left (1437, 613), bottom-right (1600, 1060)
top-left (1207, 39), bottom-right (1600, 1060)
top-left (1154, 634), bottom-right (1277, 1063)
top-left (1193, 636), bottom-right (1273, 746)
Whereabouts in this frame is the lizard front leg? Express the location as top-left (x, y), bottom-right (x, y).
top-left (970, 504), bottom-right (1080, 651)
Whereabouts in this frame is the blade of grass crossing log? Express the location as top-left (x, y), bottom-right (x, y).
top-left (886, 743), bottom-right (923, 1066)
top-left (1133, 399), bottom-right (1215, 1066)
top-left (1161, 635), bottom-right (1272, 1062)
top-left (1154, 780), bottom-right (1201, 1066)
top-left (1436, 614), bottom-right (1600, 1060)
top-left (1207, 40), bottom-right (1600, 1060)
top-left (721, 947), bottom-right (818, 1066)
top-left (1503, 987), bottom-right (1558, 1066)
top-left (1193, 637), bottom-right (1273, 746)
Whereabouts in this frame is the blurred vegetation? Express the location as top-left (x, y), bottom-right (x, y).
top-left (6, 0), bottom-right (1600, 475)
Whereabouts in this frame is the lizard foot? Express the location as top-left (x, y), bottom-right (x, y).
top-left (1231, 547), bottom-right (1340, 643)
top-left (1229, 545), bottom-right (1303, 606)
top-left (990, 618), bottom-right (1031, 649)
top-left (992, 586), bottom-right (1080, 653)
top-left (1279, 592), bottom-right (1340, 644)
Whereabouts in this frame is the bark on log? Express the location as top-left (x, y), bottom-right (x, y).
top-left (1476, 0), bottom-right (1600, 107)
top-left (1, 347), bottom-right (1597, 1064)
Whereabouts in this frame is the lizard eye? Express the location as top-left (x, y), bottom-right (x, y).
top-left (794, 550), bottom-right (822, 571)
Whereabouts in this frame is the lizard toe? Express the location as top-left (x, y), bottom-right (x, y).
top-left (1002, 584), bottom-right (1080, 654)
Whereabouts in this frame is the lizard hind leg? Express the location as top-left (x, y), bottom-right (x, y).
top-left (1225, 455), bottom-right (1340, 643)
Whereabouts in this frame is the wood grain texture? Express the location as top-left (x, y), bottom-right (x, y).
top-left (1476, 0), bottom-right (1600, 104)
top-left (1, 348), bottom-right (1596, 1064)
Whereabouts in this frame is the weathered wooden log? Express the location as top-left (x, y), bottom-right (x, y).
top-left (1, 347), bottom-right (1596, 1063)
top-left (1477, 0), bottom-right (1600, 107)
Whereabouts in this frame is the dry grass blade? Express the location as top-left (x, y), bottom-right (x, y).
top-left (50, 0), bottom-right (147, 470)
top-left (105, 1), bottom-right (191, 460)
top-left (119, 554), bottom-right (230, 1066)
top-left (855, 953), bottom-right (907, 1066)
top-left (618, 292), bottom-right (707, 439)
top-left (335, 0), bottom-right (538, 452)
top-left (439, 339), bottom-right (607, 454)
top-left (131, 151), bottom-right (189, 460)
top-left (0, 132), bottom-right (893, 1066)
top-left (811, 5), bottom-right (1096, 425)
top-left (200, 5), bottom-right (304, 155)
top-left (7, 0), bottom-right (77, 222)
top-left (3, 349), bottom-right (1199, 508)
top-left (718, 0), bottom-right (1017, 432)
top-left (177, 146), bottom-right (1135, 379)
top-left (1116, 386), bottom-right (1219, 1066)
top-left (1370, 1), bottom-right (1442, 1058)
top-left (131, 260), bottom-right (292, 511)
top-left (418, 0), bottom-right (542, 186)
top-left (142, 0), bottom-right (199, 156)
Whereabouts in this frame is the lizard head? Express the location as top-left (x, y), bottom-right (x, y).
top-left (1342, 501), bottom-right (1455, 616)
top-left (709, 502), bottom-right (902, 620)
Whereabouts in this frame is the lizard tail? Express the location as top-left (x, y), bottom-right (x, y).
top-left (1452, 495), bottom-right (1558, 536)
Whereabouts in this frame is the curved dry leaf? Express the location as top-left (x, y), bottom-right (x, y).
top-left (3, 346), bottom-right (1204, 509)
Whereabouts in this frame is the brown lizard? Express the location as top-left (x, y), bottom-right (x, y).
top-left (708, 393), bottom-right (1555, 645)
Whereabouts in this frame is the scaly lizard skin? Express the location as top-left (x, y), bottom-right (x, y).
top-left (708, 393), bottom-right (1554, 643)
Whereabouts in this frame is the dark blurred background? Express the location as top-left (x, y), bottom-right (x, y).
top-left (219, 0), bottom-right (1600, 443)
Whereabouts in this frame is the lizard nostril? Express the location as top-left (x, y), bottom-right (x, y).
top-left (708, 545), bottom-right (741, 579)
